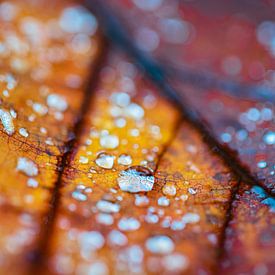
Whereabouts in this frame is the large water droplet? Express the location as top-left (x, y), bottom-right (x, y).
top-left (117, 166), bottom-right (154, 193)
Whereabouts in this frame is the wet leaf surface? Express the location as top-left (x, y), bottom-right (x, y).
top-left (104, 0), bottom-right (275, 194)
top-left (0, 0), bottom-right (274, 274)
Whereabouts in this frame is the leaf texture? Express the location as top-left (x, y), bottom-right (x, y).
top-left (0, 0), bottom-right (101, 273)
top-left (0, 1), bottom-right (274, 275)
top-left (103, 0), bottom-right (275, 194)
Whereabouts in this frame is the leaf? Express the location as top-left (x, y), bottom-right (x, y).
top-left (103, 0), bottom-right (275, 194)
top-left (0, 1), bottom-right (274, 275)
top-left (0, 0), bottom-right (101, 273)
top-left (220, 185), bottom-right (275, 273)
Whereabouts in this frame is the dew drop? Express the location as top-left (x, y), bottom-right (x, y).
top-left (188, 187), bottom-right (197, 195)
top-left (117, 154), bottom-right (132, 166)
top-left (117, 166), bottom-right (154, 193)
top-left (95, 152), bottom-right (115, 169)
top-left (257, 160), bottom-right (267, 169)
top-left (72, 190), bottom-right (87, 202)
top-left (263, 131), bottom-right (275, 145)
top-left (118, 217), bottom-right (140, 231)
top-left (162, 253), bottom-right (189, 272)
top-left (162, 183), bottom-right (177, 196)
top-left (125, 103), bottom-right (144, 120)
top-left (47, 93), bottom-right (68, 112)
top-left (96, 200), bottom-right (120, 213)
top-left (27, 178), bottom-right (38, 188)
top-left (158, 196), bottom-right (170, 207)
top-left (146, 235), bottom-right (174, 255)
top-left (182, 213), bottom-right (200, 224)
top-left (0, 108), bottom-right (15, 135)
top-left (96, 213), bottom-right (114, 225)
top-left (19, 127), bottom-right (29, 138)
top-left (79, 156), bottom-right (89, 164)
top-left (108, 230), bottom-right (128, 246)
top-left (135, 195), bottom-right (149, 207)
top-left (110, 92), bottom-right (130, 107)
top-left (32, 103), bottom-right (48, 116)
top-left (16, 157), bottom-right (38, 177)
top-left (100, 134), bottom-right (119, 149)
top-left (78, 231), bottom-right (104, 253)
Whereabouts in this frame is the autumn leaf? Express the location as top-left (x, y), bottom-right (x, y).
top-left (0, 1), bottom-right (274, 275)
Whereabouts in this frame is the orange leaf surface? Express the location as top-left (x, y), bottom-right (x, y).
top-left (0, 1), bottom-right (274, 275)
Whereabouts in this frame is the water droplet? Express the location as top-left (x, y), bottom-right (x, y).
top-left (158, 196), bottom-right (170, 206)
top-left (79, 156), bottom-right (89, 164)
top-left (47, 93), bottom-right (68, 112)
top-left (182, 213), bottom-right (200, 224)
top-left (59, 6), bottom-right (98, 35)
top-left (146, 235), bottom-right (174, 255)
top-left (263, 131), bottom-right (275, 145)
top-left (96, 213), bottom-right (114, 225)
top-left (78, 231), bottom-right (104, 253)
top-left (118, 217), bottom-right (140, 231)
top-left (72, 190), bottom-right (87, 201)
top-left (117, 154), bottom-right (132, 166)
top-left (162, 254), bottom-right (189, 272)
top-left (117, 166), bottom-right (154, 193)
top-left (9, 109), bottom-right (17, 118)
top-left (133, 0), bottom-right (163, 11)
top-left (16, 157), bottom-right (38, 177)
top-left (125, 103), bottom-right (144, 120)
top-left (171, 220), bottom-right (185, 231)
top-left (100, 134), bottom-right (119, 149)
top-left (221, 132), bottom-right (232, 143)
top-left (95, 152), bottom-right (115, 169)
top-left (110, 92), bottom-right (130, 107)
top-left (19, 128), bottom-right (29, 138)
top-left (0, 108), bottom-right (15, 135)
top-left (108, 230), bottom-right (128, 246)
top-left (162, 183), bottom-right (177, 196)
top-left (188, 187), bottom-right (197, 195)
top-left (135, 195), bottom-right (149, 207)
top-left (32, 103), bottom-right (48, 115)
top-left (257, 160), bottom-right (267, 169)
top-left (27, 178), bottom-right (38, 188)
top-left (96, 200), bottom-right (120, 213)
top-left (145, 213), bottom-right (159, 223)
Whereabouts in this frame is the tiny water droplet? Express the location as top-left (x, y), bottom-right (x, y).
top-left (146, 235), bottom-right (175, 255)
top-left (96, 200), bottom-right (120, 213)
top-left (19, 127), bottom-right (29, 138)
top-left (188, 187), bottom-right (197, 195)
top-left (72, 190), bottom-right (87, 201)
top-left (47, 93), bottom-right (68, 112)
top-left (117, 154), bottom-right (132, 166)
top-left (263, 131), bottom-right (275, 145)
top-left (16, 157), bottom-right (38, 177)
top-left (257, 160), bottom-right (267, 169)
top-left (158, 196), bottom-right (170, 206)
top-left (95, 152), bottom-right (115, 169)
top-left (100, 134), bottom-right (119, 149)
top-left (0, 108), bottom-right (15, 135)
top-left (79, 156), bottom-right (89, 164)
top-left (118, 217), bottom-right (140, 231)
top-left (162, 183), bottom-right (177, 196)
top-left (117, 166), bottom-right (154, 193)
